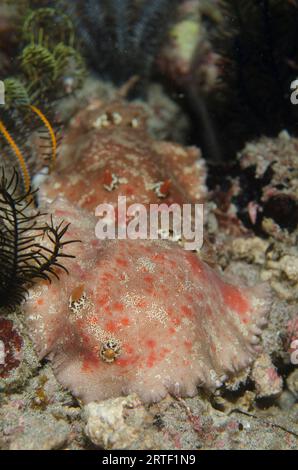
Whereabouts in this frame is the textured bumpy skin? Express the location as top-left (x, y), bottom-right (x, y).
top-left (24, 198), bottom-right (271, 403)
top-left (39, 100), bottom-right (206, 210)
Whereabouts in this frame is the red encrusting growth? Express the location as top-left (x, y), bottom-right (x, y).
top-left (0, 319), bottom-right (23, 379)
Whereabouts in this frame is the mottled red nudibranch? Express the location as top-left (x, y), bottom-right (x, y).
top-left (24, 198), bottom-right (271, 403)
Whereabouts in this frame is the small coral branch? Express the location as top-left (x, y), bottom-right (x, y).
top-left (0, 168), bottom-right (77, 310)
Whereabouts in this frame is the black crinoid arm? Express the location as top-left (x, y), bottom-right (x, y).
top-left (61, 0), bottom-right (180, 86)
top-left (0, 169), bottom-right (78, 311)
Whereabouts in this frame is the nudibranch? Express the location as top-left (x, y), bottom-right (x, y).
top-left (38, 100), bottom-right (206, 210)
top-left (24, 198), bottom-right (271, 404)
